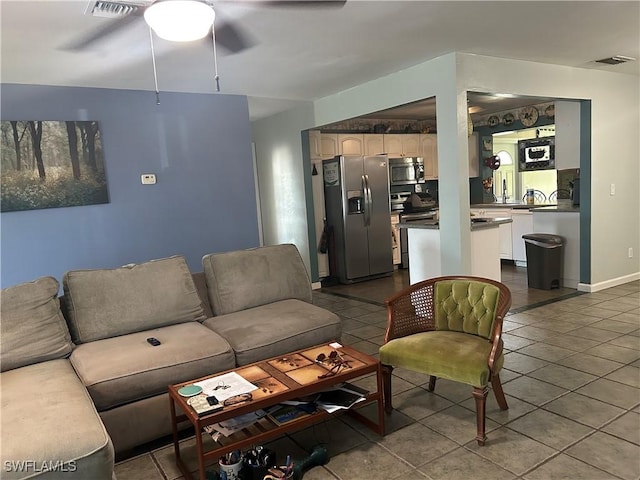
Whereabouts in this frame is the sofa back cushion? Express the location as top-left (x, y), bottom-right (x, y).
top-left (202, 244), bottom-right (312, 315)
top-left (1, 276), bottom-right (74, 372)
top-left (63, 256), bottom-right (206, 343)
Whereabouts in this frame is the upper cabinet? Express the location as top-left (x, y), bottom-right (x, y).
top-left (337, 134), bottom-right (364, 155)
top-left (309, 130), bottom-right (322, 158)
top-left (310, 132), bottom-right (478, 178)
top-left (384, 134), bottom-right (420, 157)
top-left (420, 134), bottom-right (438, 179)
top-left (364, 134), bottom-right (385, 156)
top-left (321, 134), bottom-right (339, 158)
top-left (309, 130), bottom-right (338, 158)
top-left (468, 133), bottom-right (479, 178)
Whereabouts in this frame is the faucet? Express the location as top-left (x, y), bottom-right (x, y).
top-left (502, 179), bottom-right (508, 203)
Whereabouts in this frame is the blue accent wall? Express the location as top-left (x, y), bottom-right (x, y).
top-left (1, 84), bottom-right (260, 288)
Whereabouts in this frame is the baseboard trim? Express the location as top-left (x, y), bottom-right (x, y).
top-left (578, 272), bottom-right (640, 292)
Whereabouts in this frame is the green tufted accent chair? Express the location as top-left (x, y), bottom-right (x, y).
top-left (379, 276), bottom-right (512, 445)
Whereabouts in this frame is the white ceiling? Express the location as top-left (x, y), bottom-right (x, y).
top-left (1, 1), bottom-right (639, 121)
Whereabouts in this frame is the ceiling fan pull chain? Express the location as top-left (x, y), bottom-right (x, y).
top-left (211, 27), bottom-right (220, 92)
top-left (148, 27), bottom-right (161, 104)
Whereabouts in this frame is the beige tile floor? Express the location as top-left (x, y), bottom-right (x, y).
top-left (115, 267), bottom-right (640, 480)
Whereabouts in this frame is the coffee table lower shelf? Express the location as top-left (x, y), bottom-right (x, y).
top-left (171, 395), bottom-right (382, 480)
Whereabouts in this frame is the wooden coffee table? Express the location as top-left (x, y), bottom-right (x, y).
top-left (168, 343), bottom-right (385, 480)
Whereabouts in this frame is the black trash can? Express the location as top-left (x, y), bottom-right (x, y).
top-left (522, 233), bottom-right (564, 290)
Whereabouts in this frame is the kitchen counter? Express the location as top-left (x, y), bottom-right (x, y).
top-left (397, 217), bottom-right (512, 230)
top-left (530, 205), bottom-right (580, 213)
top-left (402, 218), bottom-right (509, 283)
top-left (471, 203), bottom-right (556, 210)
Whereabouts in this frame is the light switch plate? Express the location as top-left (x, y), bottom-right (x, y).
top-left (141, 174), bottom-right (156, 185)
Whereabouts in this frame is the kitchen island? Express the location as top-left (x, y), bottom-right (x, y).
top-left (397, 217), bottom-right (512, 283)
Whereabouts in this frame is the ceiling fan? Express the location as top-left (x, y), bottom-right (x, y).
top-left (66, 0), bottom-right (346, 54)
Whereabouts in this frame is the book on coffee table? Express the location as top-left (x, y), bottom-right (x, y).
top-left (315, 389), bottom-right (365, 410)
top-left (267, 404), bottom-right (313, 425)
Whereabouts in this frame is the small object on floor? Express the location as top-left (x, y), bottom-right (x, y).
top-left (205, 471), bottom-right (220, 480)
top-left (292, 445), bottom-right (329, 480)
top-left (219, 450), bottom-right (243, 480)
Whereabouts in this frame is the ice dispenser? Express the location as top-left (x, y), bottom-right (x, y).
top-left (347, 191), bottom-right (363, 214)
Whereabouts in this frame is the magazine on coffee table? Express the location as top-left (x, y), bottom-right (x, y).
top-left (194, 372), bottom-right (258, 402)
top-left (266, 404), bottom-right (313, 425)
top-left (315, 382), bottom-right (369, 413)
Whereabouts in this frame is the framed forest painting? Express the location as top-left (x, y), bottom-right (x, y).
top-left (1, 120), bottom-right (109, 212)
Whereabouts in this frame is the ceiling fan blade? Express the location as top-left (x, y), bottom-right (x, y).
top-left (62, 12), bottom-right (142, 51)
top-left (214, 20), bottom-right (256, 54)
top-left (259, 0), bottom-right (346, 7)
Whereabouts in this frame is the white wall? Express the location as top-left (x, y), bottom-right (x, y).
top-left (251, 103), bottom-right (316, 271)
top-left (252, 52), bottom-right (640, 288)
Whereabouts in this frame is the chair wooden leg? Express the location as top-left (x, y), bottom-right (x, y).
top-left (381, 364), bottom-right (394, 414)
top-left (472, 386), bottom-right (489, 446)
top-left (491, 373), bottom-right (509, 411)
top-left (428, 375), bottom-right (437, 392)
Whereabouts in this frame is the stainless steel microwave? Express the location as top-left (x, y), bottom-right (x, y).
top-left (389, 157), bottom-right (425, 185)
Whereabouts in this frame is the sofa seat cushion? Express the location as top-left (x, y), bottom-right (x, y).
top-left (203, 299), bottom-right (342, 366)
top-left (1, 276), bottom-right (73, 372)
top-left (0, 359), bottom-right (114, 480)
top-left (63, 255), bottom-right (207, 344)
top-left (70, 323), bottom-right (235, 411)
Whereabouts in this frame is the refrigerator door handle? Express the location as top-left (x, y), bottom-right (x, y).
top-left (363, 174), bottom-right (372, 227)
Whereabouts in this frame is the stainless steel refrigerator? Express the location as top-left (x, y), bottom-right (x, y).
top-left (323, 155), bottom-right (393, 284)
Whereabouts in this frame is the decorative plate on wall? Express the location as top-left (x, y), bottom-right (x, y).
top-left (502, 113), bottom-right (515, 126)
top-left (487, 115), bottom-right (500, 127)
top-left (519, 106), bottom-right (539, 127)
top-left (545, 104), bottom-right (555, 118)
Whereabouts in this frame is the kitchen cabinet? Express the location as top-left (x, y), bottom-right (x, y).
top-left (419, 134), bottom-right (438, 179)
top-left (309, 131), bottom-right (338, 158)
top-left (384, 134), bottom-right (420, 157)
top-left (468, 133), bottom-right (479, 178)
top-left (320, 134), bottom-right (339, 158)
top-left (405, 223), bottom-right (502, 283)
top-left (309, 130), bottom-right (322, 158)
top-left (418, 133), bottom-right (478, 179)
top-left (511, 210), bottom-right (534, 265)
top-left (391, 213), bottom-right (401, 265)
top-left (472, 208), bottom-right (512, 259)
top-left (338, 134), bottom-right (364, 155)
top-left (364, 134), bottom-right (385, 156)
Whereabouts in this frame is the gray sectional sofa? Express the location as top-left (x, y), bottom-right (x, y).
top-left (1, 244), bottom-right (341, 479)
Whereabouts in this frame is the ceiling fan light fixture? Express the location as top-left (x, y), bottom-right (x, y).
top-left (144, 0), bottom-right (215, 42)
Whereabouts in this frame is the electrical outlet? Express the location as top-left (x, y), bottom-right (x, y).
top-left (610, 183), bottom-right (616, 195)
top-left (629, 248), bottom-right (634, 258)
top-left (141, 174), bottom-right (156, 185)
